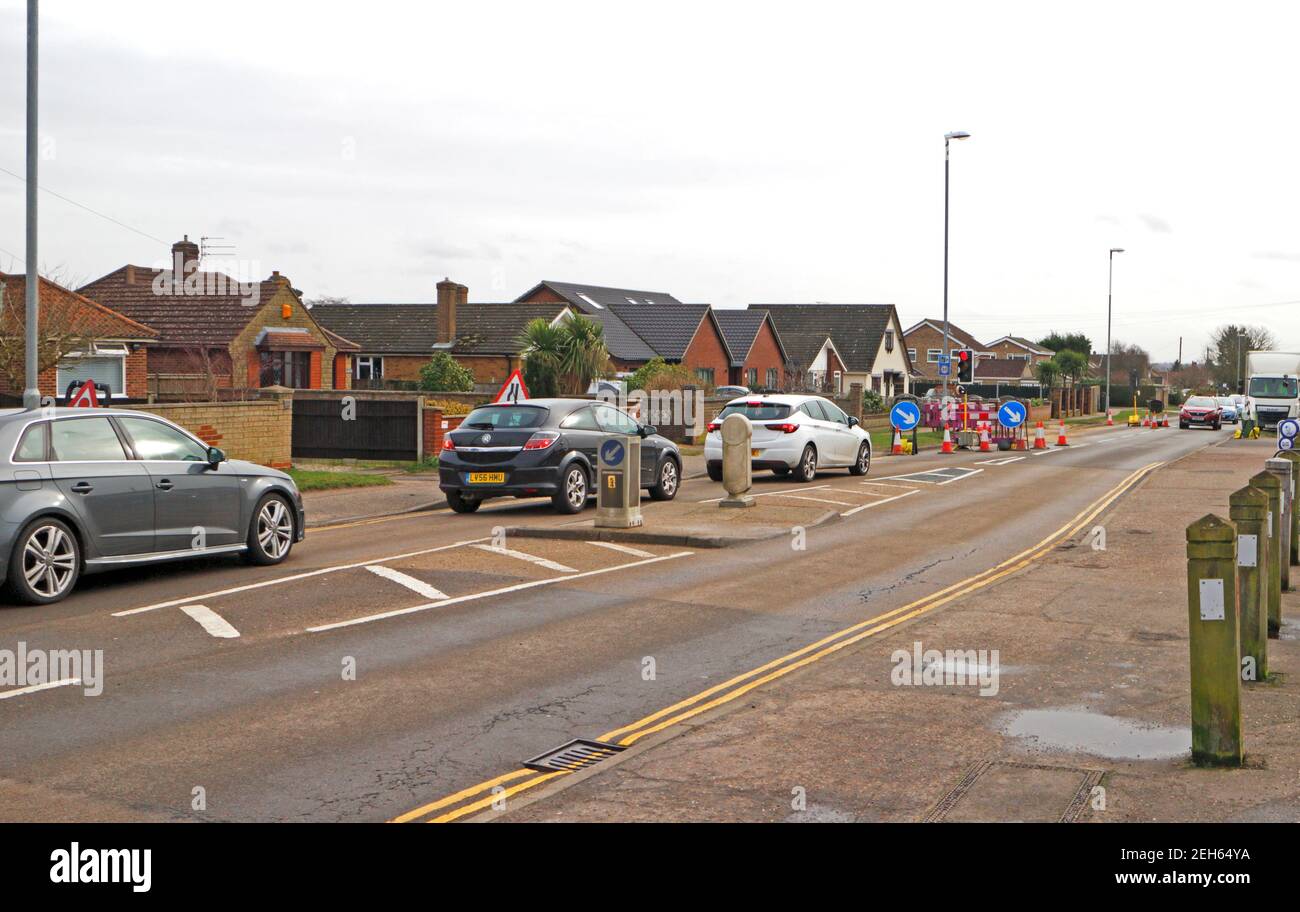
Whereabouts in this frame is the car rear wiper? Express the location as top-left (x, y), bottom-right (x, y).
top-left (465, 422), bottom-right (496, 429)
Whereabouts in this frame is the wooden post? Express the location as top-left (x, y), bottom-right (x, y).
top-left (1249, 470), bottom-right (1283, 637)
top-left (1185, 514), bottom-right (1243, 766)
top-left (1277, 451), bottom-right (1300, 566)
top-left (1229, 487), bottom-right (1269, 682)
top-left (1264, 457), bottom-right (1293, 591)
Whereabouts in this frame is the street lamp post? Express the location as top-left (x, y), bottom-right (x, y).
top-left (942, 130), bottom-right (970, 399)
top-left (1105, 247), bottom-right (1124, 417)
top-left (23, 0), bottom-right (39, 410)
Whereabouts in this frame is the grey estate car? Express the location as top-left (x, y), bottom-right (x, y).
top-left (0, 407), bottom-right (305, 605)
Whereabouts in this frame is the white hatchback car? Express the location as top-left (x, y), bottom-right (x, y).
top-left (704, 394), bottom-right (872, 483)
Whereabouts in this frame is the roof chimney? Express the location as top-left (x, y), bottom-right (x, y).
top-left (435, 277), bottom-right (464, 345)
top-left (171, 235), bottom-right (200, 278)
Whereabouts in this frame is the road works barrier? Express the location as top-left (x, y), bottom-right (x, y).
top-left (1185, 514), bottom-right (1243, 767)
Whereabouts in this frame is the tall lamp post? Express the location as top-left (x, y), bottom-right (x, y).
top-left (942, 130), bottom-right (970, 399)
top-left (1105, 247), bottom-right (1124, 417)
top-left (23, 0), bottom-right (40, 410)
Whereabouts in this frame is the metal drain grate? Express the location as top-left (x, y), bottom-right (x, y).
top-left (524, 738), bottom-right (626, 773)
top-left (923, 759), bottom-right (1106, 823)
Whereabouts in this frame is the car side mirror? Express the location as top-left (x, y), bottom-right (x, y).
top-left (639, 425), bottom-right (656, 437)
top-left (207, 446), bottom-right (227, 467)
top-left (848, 416), bottom-right (860, 427)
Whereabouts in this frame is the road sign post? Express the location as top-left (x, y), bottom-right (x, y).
top-left (1229, 486), bottom-right (1269, 682)
top-left (1249, 470), bottom-right (1283, 637)
top-left (1185, 514), bottom-right (1243, 767)
top-left (595, 435), bottom-right (642, 529)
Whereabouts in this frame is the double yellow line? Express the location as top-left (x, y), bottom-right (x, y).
top-left (392, 460), bottom-right (1164, 824)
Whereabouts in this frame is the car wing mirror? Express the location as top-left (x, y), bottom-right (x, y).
top-left (639, 425), bottom-right (656, 437)
top-left (207, 446), bottom-right (227, 467)
top-left (848, 416), bottom-right (860, 427)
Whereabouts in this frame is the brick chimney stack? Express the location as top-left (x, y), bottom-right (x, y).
top-left (171, 235), bottom-right (200, 277)
top-left (435, 277), bottom-right (465, 345)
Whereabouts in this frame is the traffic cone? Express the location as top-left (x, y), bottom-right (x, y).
top-left (1056, 419), bottom-right (1069, 446)
top-left (1106, 410), bottom-right (1114, 426)
top-left (1033, 421), bottom-right (1047, 449)
top-left (940, 427), bottom-right (955, 454)
top-left (979, 424), bottom-right (991, 452)
top-left (891, 428), bottom-right (903, 455)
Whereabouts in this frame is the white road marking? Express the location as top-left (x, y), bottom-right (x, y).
top-left (976, 455), bottom-right (1026, 465)
top-left (0, 678), bottom-right (81, 701)
top-left (366, 565), bottom-right (448, 600)
top-left (858, 481), bottom-right (918, 490)
top-left (308, 551), bottom-right (694, 633)
top-left (841, 489), bottom-right (920, 517)
top-left (471, 543), bottom-right (576, 573)
top-left (1030, 443), bottom-right (1090, 457)
top-left (935, 468), bottom-right (984, 485)
top-left (770, 494), bottom-right (860, 507)
top-left (586, 540), bottom-right (655, 558)
top-left (114, 538), bottom-right (489, 616)
top-left (699, 484), bottom-right (831, 504)
top-left (179, 604), bottom-right (241, 639)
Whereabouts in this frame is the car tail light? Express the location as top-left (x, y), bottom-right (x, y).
top-left (441, 437), bottom-right (456, 451)
top-left (707, 421), bottom-right (722, 432)
top-left (523, 431), bottom-right (559, 450)
top-left (765, 423), bottom-right (800, 434)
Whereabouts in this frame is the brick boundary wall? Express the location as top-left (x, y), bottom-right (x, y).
top-left (422, 409), bottom-right (465, 458)
top-left (132, 393), bottom-right (293, 469)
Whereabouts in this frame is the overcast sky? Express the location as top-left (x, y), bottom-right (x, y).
top-left (2, 0), bottom-right (1298, 361)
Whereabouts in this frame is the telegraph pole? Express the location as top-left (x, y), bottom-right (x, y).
top-left (22, 0), bottom-right (40, 410)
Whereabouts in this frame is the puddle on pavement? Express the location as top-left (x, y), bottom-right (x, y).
top-left (999, 708), bottom-right (1189, 760)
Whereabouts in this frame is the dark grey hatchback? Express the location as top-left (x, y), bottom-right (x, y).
top-left (0, 407), bottom-right (305, 605)
top-left (438, 399), bottom-right (682, 514)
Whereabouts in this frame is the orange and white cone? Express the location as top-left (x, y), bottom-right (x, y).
top-left (1056, 419), bottom-right (1069, 446)
top-left (1106, 410), bottom-right (1114, 426)
top-left (1033, 420), bottom-right (1047, 449)
top-left (941, 426), bottom-right (955, 454)
top-left (891, 428), bottom-right (903, 455)
top-left (979, 424), bottom-right (991, 451)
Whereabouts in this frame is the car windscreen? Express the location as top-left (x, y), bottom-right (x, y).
top-left (1249, 376), bottom-right (1299, 398)
top-left (1216, 398), bottom-right (1234, 406)
top-left (461, 406), bottom-right (549, 430)
top-left (1185, 397), bottom-right (1215, 408)
top-left (718, 402), bottom-right (793, 421)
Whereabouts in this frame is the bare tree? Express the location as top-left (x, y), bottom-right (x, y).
top-left (0, 277), bottom-right (98, 397)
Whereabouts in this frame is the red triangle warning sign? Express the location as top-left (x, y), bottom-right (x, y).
top-left (493, 369), bottom-right (530, 404)
top-left (68, 381), bottom-right (101, 409)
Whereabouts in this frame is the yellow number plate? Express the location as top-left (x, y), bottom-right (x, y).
top-left (468, 472), bottom-right (505, 484)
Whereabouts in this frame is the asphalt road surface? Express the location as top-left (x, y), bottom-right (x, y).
top-left (0, 424), bottom-right (1231, 821)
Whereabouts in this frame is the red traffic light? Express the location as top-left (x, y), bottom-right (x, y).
top-left (957, 350), bottom-right (970, 362)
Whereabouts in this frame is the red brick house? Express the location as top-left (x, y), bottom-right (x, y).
top-left (902, 318), bottom-right (989, 382)
top-left (0, 272), bottom-right (157, 403)
top-left (312, 279), bottom-right (573, 389)
top-left (514, 281), bottom-right (736, 386)
top-left (78, 237), bottom-right (358, 401)
top-left (714, 309), bottom-right (788, 389)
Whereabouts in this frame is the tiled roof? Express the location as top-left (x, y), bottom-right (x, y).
top-left (902, 318), bottom-right (986, 352)
top-left (713, 309), bottom-right (772, 367)
top-left (311, 301), bottom-right (569, 356)
top-left (989, 335), bottom-right (1053, 355)
top-left (514, 280), bottom-right (690, 362)
top-left (777, 331), bottom-right (837, 371)
top-left (0, 272), bottom-right (158, 341)
top-left (752, 303), bottom-right (897, 373)
top-left (78, 266), bottom-right (283, 347)
top-left (584, 310), bottom-right (658, 362)
top-left (605, 302), bottom-right (716, 362)
top-left (976, 357), bottom-right (1033, 381)
top-left (516, 280), bottom-right (684, 312)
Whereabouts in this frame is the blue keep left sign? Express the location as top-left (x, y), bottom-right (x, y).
top-left (998, 401), bottom-right (1027, 429)
top-left (1278, 418), bottom-right (1299, 440)
top-left (890, 401), bottom-right (921, 431)
top-left (600, 439), bottom-right (625, 467)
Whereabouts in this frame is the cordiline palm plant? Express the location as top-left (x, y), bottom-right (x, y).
top-left (559, 314), bottom-right (609, 394)
top-left (517, 314), bottom-right (610, 396)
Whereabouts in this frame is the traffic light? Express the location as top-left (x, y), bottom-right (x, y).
top-left (956, 349), bottom-right (973, 383)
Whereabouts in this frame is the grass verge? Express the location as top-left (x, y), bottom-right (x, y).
top-left (288, 469), bottom-right (396, 492)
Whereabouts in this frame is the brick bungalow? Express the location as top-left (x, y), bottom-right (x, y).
top-left (974, 356), bottom-right (1036, 385)
top-left (78, 237), bottom-right (358, 400)
top-left (985, 335), bottom-right (1054, 365)
top-left (755, 304), bottom-right (912, 398)
top-left (0, 272), bottom-right (158, 403)
top-left (776, 331), bottom-right (849, 394)
top-left (514, 281), bottom-right (735, 386)
top-left (713, 309), bottom-right (788, 389)
top-left (902, 318), bottom-right (989, 382)
top-left (311, 279), bottom-right (573, 389)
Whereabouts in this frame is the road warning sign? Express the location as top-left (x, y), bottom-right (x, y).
top-left (493, 369), bottom-right (530, 404)
top-left (67, 380), bottom-right (101, 409)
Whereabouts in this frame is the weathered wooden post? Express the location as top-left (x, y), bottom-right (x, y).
top-left (1265, 457), bottom-right (1293, 591)
top-left (1185, 514), bottom-right (1243, 766)
top-left (1249, 470), bottom-right (1283, 637)
top-left (1229, 486), bottom-right (1269, 683)
top-left (1278, 450), bottom-right (1300, 566)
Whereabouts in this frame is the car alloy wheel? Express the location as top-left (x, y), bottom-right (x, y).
top-left (257, 497), bottom-right (294, 560)
top-left (21, 523), bottom-right (77, 600)
top-left (797, 445), bottom-right (817, 482)
top-left (651, 459), bottom-right (679, 500)
top-left (850, 442), bottom-right (870, 476)
top-left (565, 467), bottom-right (587, 509)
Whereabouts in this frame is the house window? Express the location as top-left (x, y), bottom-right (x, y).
top-left (694, 367), bottom-right (715, 387)
top-left (746, 367), bottom-right (758, 387)
top-left (57, 347), bottom-right (127, 398)
top-left (833, 370), bottom-right (843, 393)
top-left (884, 330), bottom-right (894, 352)
top-left (260, 350), bottom-right (312, 388)
top-left (766, 367), bottom-right (779, 389)
top-left (907, 348), bottom-right (916, 361)
top-left (927, 349), bottom-right (941, 363)
top-left (355, 355), bottom-right (384, 380)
